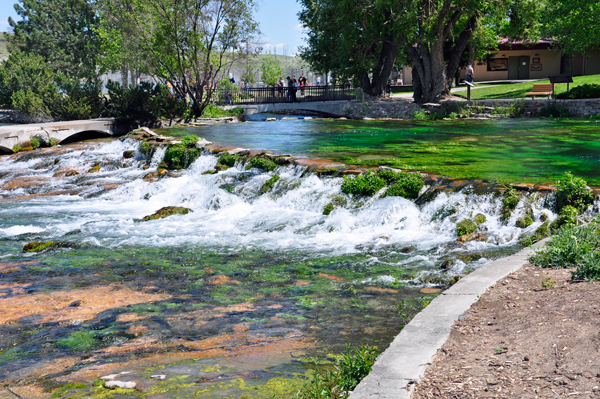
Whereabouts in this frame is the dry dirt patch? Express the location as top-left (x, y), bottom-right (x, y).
top-left (413, 264), bottom-right (600, 398)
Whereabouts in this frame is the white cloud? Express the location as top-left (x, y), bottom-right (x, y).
top-left (0, 19), bottom-right (9, 25)
top-left (292, 23), bottom-right (306, 31)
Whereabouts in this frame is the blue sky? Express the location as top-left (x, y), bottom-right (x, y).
top-left (0, 0), bottom-right (306, 55)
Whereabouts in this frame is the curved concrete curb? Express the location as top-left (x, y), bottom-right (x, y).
top-left (349, 239), bottom-right (549, 399)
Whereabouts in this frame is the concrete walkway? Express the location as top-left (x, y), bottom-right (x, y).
top-left (349, 239), bottom-right (548, 399)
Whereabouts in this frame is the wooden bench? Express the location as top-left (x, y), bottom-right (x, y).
top-left (525, 83), bottom-right (554, 99)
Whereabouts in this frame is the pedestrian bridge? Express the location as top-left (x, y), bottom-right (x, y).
top-left (0, 118), bottom-right (122, 154)
top-left (222, 100), bottom-right (352, 117)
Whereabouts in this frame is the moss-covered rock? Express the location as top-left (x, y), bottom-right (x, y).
top-left (259, 174), bottom-right (280, 194)
top-left (202, 169), bottom-right (217, 175)
top-left (379, 170), bottom-right (424, 199)
top-left (88, 165), bottom-right (101, 173)
top-left (246, 156), bottom-right (277, 172)
top-left (141, 206), bottom-right (191, 221)
top-left (123, 150), bottom-right (135, 159)
top-left (23, 241), bottom-right (74, 253)
top-left (323, 203), bottom-right (334, 215)
top-left (163, 143), bottom-right (200, 170)
top-left (473, 213), bottom-right (486, 225)
top-left (516, 214), bottom-right (534, 228)
top-left (217, 153), bottom-right (240, 167)
top-left (456, 219), bottom-right (478, 236)
top-left (501, 191), bottom-right (520, 222)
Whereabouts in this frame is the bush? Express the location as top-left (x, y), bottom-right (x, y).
top-left (530, 221), bottom-right (600, 281)
top-left (555, 172), bottom-right (594, 212)
top-left (181, 135), bottom-right (199, 148)
top-left (201, 103), bottom-right (244, 118)
top-left (217, 153), bottom-right (240, 167)
top-left (382, 171), bottom-right (424, 199)
top-left (294, 345), bottom-right (379, 399)
top-left (30, 137), bottom-right (40, 149)
top-left (550, 205), bottom-right (579, 232)
top-left (246, 157), bottom-right (277, 172)
top-left (0, 51), bottom-right (58, 111)
top-left (53, 73), bottom-right (104, 120)
top-left (413, 110), bottom-right (428, 121)
top-left (538, 101), bottom-right (571, 118)
top-left (11, 89), bottom-right (49, 118)
top-left (341, 170), bottom-right (387, 196)
top-left (106, 80), bottom-right (188, 125)
top-left (163, 143), bottom-right (200, 169)
top-left (556, 84), bottom-right (600, 100)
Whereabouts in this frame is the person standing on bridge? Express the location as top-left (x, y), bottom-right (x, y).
top-left (286, 76), bottom-right (293, 102)
top-left (291, 75), bottom-right (298, 102)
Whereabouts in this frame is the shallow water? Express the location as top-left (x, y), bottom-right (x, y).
top-left (0, 120), bottom-right (585, 397)
top-left (162, 118), bottom-right (600, 185)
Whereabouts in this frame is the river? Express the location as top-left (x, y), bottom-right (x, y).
top-left (0, 118), bottom-right (597, 398)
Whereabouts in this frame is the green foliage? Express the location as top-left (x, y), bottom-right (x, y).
top-left (106, 80), bottom-right (188, 124)
top-left (413, 110), bottom-right (429, 121)
top-left (201, 103), bottom-right (244, 118)
top-left (260, 51), bottom-right (283, 86)
top-left (473, 213), bottom-right (486, 224)
top-left (0, 51), bottom-right (57, 113)
top-left (30, 137), bottom-right (40, 149)
top-left (515, 214), bottom-right (533, 228)
top-left (556, 84), bottom-right (600, 99)
top-left (456, 219), bottom-right (478, 236)
top-left (382, 171), bottom-right (424, 199)
top-left (323, 203), bottom-right (335, 215)
top-left (9, 0), bottom-right (101, 78)
top-left (341, 170), bottom-right (386, 196)
top-left (259, 174), bottom-right (280, 194)
top-left (550, 205), bottom-right (579, 232)
top-left (541, 277), bottom-right (556, 290)
top-left (538, 101), bottom-right (572, 118)
top-left (217, 153), bottom-right (241, 167)
top-left (530, 221), bottom-right (600, 281)
top-left (541, 0), bottom-right (600, 54)
top-left (519, 221), bottom-right (550, 246)
top-left (181, 135), bottom-right (199, 148)
top-left (555, 172), bottom-right (594, 212)
top-left (294, 345), bottom-right (379, 399)
top-left (163, 143), bottom-right (200, 170)
top-left (11, 89), bottom-right (49, 118)
top-left (53, 73), bottom-right (104, 120)
top-left (246, 157), bottom-right (277, 172)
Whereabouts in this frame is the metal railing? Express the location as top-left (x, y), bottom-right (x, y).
top-left (214, 85), bottom-right (356, 105)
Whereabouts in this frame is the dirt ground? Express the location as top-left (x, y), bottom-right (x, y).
top-left (413, 264), bottom-right (600, 399)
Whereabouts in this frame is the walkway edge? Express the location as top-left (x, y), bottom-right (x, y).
top-left (349, 238), bottom-right (550, 399)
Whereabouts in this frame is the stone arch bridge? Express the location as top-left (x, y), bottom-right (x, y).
top-left (0, 118), bottom-right (124, 154)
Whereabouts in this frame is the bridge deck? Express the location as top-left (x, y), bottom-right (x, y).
top-left (0, 118), bottom-right (117, 154)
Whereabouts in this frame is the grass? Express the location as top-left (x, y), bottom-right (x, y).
top-left (458, 74), bottom-right (600, 100)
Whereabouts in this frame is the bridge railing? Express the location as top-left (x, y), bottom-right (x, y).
top-left (214, 85), bottom-right (357, 105)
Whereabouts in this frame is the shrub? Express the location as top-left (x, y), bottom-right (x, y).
top-left (30, 137), bottom-right (40, 149)
top-left (106, 80), bottom-right (188, 125)
top-left (217, 153), bottom-right (240, 167)
top-left (11, 89), bottom-right (49, 118)
top-left (163, 143), bottom-right (200, 169)
top-left (181, 135), bottom-right (199, 148)
top-left (294, 345), bottom-right (379, 399)
top-left (341, 170), bottom-right (386, 196)
top-left (246, 156), bottom-right (277, 172)
top-left (555, 172), bottom-right (593, 212)
top-left (413, 109), bottom-right (428, 121)
top-left (556, 84), bottom-right (600, 100)
top-left (530, 222), bottom-right (600, 280)
top-left (550, 205), bottom-right (579, 232)
top-left (201, 103), bottom-right (244, 118)
top-left (53, 73), bottom-right (104, 120)
top-left (456, 219), bottom-right (478, 236)
top-left (538, 101), bottom-right (571, 118)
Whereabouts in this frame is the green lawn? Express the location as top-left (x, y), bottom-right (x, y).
top-left (458, 74), bottom-right (600, 100)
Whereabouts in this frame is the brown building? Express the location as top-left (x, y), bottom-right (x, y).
top-left (400, 40), bottom-right (600, 85)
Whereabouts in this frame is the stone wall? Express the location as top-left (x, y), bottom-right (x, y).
top-left (343, 99), bottom-right (422, 119)
top-left (343, 97), bottom-right (600, 119)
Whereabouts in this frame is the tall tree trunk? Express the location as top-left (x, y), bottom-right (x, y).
top-left (121, 65), bottom-right (129, 88)
top-left (361, 38), bottom-right (399, 97)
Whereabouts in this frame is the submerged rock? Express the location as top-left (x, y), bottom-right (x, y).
top-left (141, 206), bottom-right (191, 221)
top-left (123, 150), bottom-right (135, 159)
top-left (23, 241), bottom-right (74, 253)
top-left (88, 165), bottom-right (101, 173)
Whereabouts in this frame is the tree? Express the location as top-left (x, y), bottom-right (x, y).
top-left (9, 0), bottom-right (100, 78)
top-left (260, 52), bottom-right (282, 86)
top-left (542, 0), bottom-right (600, 55)
top-left (299, 0), bottom-right (542, 103)
top-left (98, 0), bottom-right (260, 116)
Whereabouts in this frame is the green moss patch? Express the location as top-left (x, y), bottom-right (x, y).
top-left (246, 156), bottom-right (277, 172)
top-left (23, 241), bottom-right (74, 253)
top-left (163, 143), bottom-right (200, 170)
top-left (341, 170), bottom-right (386, 196)
top-left (259, 174), bottom-right (280, 194)
top-left (141, 206), bottom-right (191, 221)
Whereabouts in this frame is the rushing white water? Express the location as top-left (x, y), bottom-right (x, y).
top-left (0, 139), bottom-right (557, 283)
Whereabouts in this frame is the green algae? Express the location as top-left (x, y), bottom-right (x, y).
top-left (56, 330), bottom-right (97, 351)
top-left (246, 157), bottom-right (277, 172)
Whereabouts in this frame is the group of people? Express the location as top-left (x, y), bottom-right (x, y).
top-left (276, 74), bottom-right (309, 102)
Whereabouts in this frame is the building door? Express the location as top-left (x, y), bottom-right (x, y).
top-left (518, 56), bottom-right (530, 79)
top-left (508, 57), bottom-right (520, 80)
top-left (508, 56), bottom-right (531, 80)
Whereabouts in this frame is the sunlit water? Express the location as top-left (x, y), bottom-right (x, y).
top-left (1, 118), bottom-right (594, 397)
